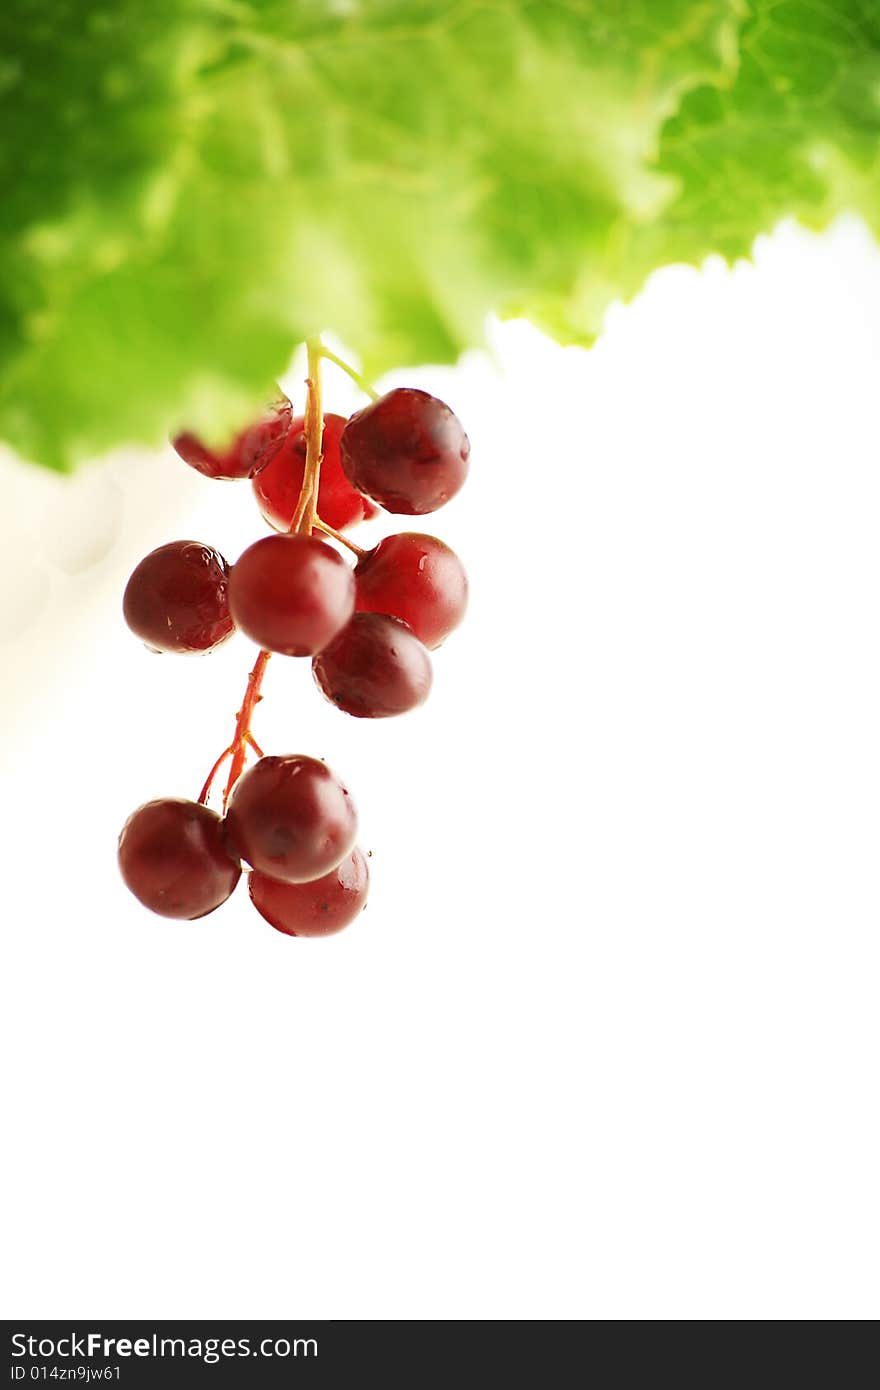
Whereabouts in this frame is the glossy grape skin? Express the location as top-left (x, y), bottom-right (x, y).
top-left (172, 396), bottom-right (292, 480)
top-left (340, 387), bottom-right (469, 515)
top-left (354, 533), bottom-right (467, 649)
top-left (224, 754), bottom-right (357, 884)
top-left (313, 612), bottom-right (432, 718)
top-left (118, 799), bottom-right (241, 919)
top-left (248, 848), bottom-right (369, 937)
top-left (123, 540), bottom-right (235, 654)
top-left (228, 534), bottom-right (355, 657)
top-left (252, 414), bottom-right (379, 532)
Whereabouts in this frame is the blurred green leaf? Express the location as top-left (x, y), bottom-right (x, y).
top-left (1, 0), bottom-right (878, 470)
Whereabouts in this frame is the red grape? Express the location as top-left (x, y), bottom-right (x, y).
top-left (249, 848), bottom-right (369, 937)
top-left (228, 534), bottom-right (355, 656)
top-left (118, 799), bottom-right (241, 919)
top-left (252, 414), bottom-right (379, 532)
top-left (224, 754), bottom-right (357, 884)
top-left (354, 532), bottom-right (467, 649)
top-left (123, 540), bottom-right (235, 654)
top-left (313, 612), bottom-right (432, 718)
top-left (340, 387), bottom-right (469, 514)
top-left (172, 396), bottom-right (292, 480)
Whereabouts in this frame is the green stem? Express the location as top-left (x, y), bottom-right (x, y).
top-left (320, 346), bottom-right (380, 401)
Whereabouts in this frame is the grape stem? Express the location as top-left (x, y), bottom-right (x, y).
top-left (319, 347), bottom-right (379, 401)
top-left (199, 339), bottom-right (328, 809)
top-left (294, 338), bottom-right (325, 536)
top-left (220, 648), bottom-right (271, 809)
top-left (197, 745), bottom-right (234, 806)
top-left (312, 517), bottom-right (367, 558)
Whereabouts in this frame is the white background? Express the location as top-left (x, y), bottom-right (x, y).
top-left (1, 219), bottom-right (878, 1320)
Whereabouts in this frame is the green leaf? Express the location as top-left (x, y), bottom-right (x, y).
top-left (1, 0), bottom-right (878, 470)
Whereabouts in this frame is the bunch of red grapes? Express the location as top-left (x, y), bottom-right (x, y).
top-left (118, 371), bottom-right (469, 938)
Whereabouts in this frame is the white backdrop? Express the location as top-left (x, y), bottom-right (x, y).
top-left (1, 218), bottom-right (878, 1320)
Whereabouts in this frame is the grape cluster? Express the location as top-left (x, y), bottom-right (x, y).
top-left (119, 364), bottom-right (469, 939)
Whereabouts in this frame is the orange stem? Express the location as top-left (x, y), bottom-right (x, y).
top-left (198, 746), bottom-right (234, 806)
top-left (295, 338), bottom-right (324, 536)
top-left (313, 516), bottom-right (367, 558)
top-left (220, 648), bottom-right (271, 810)
top-left (198, 340), bottom-right (326, 811)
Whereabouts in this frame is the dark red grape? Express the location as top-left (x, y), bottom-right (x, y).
top-left (313, 612), bottom-right (432, 718)
top-left (224, 754), bottom-right (357, 884)
top-left (123, 540), bottom-right (235, 654)
top-left (118, 798), bottom-right (241, 919)
top-left (172, 396), bottom-right (292, 480)
top-left (354, 532), bottom-right (467, 649)
top-left (252, 413), bottom-right (379, 532)
top-left (340, 387), bottom-right (469, 514)
top-left (249, 848), bottom-right (369, 937)
top-left (228, 534), bottom-right (355, 656)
